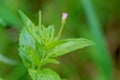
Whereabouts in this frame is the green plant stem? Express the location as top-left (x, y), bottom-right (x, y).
top-left (39, 11), bottom-right (41, 30)
top-left (55, 22), bottom-right (65, 40)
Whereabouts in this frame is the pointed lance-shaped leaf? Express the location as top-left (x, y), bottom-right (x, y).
top-left (19, 28), bottom-right (35, 68)
top-left (29, 68), bottom-right (62, 80)
top-left (18, 10), bottom-right (35, 33)
top-left (41, 59), bottom-right (60, 66)
top-left (47, 38), bottom-right (95, 57)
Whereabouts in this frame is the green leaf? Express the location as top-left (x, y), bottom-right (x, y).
top-left (19, 28), bottom-right (35, 68)
top-left (19, 10), bottom-right (35, 32)
top-left (25, 47), bottom-right (40, 67)
top-left (48, 38), bottom-right (95, 57)
top-left (19, 10), bottom-right (50, 47)
top-left (41, 59), bottom-right (60, 66)
top-left (45, 25), bottom-right (55, 42)
top-left (19, 47), bottom-right (32, 68)
top-left (19, 10), bottom-right (36, 43)
top-left (40, 25), bottom-right (55, 46)
top-left (29, 68), bottom-right (61, 80)
top-left (19, 28), bottom-right (35, 49)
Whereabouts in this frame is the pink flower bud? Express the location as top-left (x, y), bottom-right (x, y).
top-left (62, 13), bottom-right (68, 21)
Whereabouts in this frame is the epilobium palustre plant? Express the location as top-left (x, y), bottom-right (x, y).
top-left (19, 10), bottom-right (95, 80)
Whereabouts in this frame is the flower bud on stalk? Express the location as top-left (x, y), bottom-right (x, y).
top-left (56, 13), bottom-right (68, 40)
top-left (62, 13), bottom-right (68, 24)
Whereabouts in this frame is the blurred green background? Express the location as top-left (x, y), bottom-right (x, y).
top-left (0, 0), bottom-right (120, 80)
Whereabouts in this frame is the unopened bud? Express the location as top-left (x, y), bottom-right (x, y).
top-left (62, 13), bottom-right (68, 24)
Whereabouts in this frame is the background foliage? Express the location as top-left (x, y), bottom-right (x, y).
top-left (0, 0), bottom-right (120, 80)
